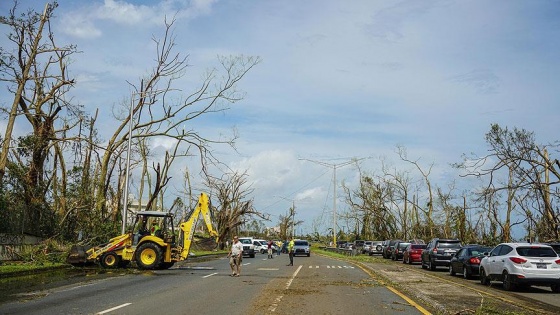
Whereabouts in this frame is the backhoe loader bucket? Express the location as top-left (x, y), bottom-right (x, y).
top-left (67, 245), bottom-right (93, 266)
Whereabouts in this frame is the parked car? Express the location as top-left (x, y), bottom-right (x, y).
top-left (421, 238), bottom-right (462, 271)
top-left (449, 245), bottom-right (492, 279)
top-left (383, 239), bottom-right (403, 259)
top-left (336, 240), bottom-right (348, 249)
top-left (362, 241), bottom-right (373, 254)
top-left (293, 240), bottom-right (311, 257)
top-left (391, 241), bottom-right (411, 261)
top-left (368, 241), bottom-right (384, 256)
top-left (479, 243), bottom-right (560, 292)
top-left (354, 240), bottom-right (365, 252)
top-left (403, 243), bottom-right (427, 264)
top-left (408, 239), bottom-right (425, 244)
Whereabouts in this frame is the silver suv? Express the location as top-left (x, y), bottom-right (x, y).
top-left (293, 240), bottom-right (310, 257)
top-left (479, 243), bottom-right (560, 292)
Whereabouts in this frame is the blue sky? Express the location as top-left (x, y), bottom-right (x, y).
top-left (1, 0), bottom-right (559, 237)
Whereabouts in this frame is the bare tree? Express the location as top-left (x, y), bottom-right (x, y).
top-left (397, 145), bottom-right (436, 238)
top-left (0, 1), bottom-right (82, 234)
top-left (206, 171), bottom-right (266, 249)
top-left (92, 17), bottom-right (260, 218)
top-left (455, 124), bottom-right (560, 240)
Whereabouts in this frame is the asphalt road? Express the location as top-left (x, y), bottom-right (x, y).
top-left (0, 253), bottom-right (428, 315)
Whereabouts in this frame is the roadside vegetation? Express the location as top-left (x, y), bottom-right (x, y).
top-left (1, 1), bottom-right (560, 273)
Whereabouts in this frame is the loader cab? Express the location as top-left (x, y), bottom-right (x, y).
top-left (132, 211), bottom-right (176, 245)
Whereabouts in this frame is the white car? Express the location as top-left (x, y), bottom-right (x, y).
top-left (479, 243), bottom-right (560, 292)
top-left (254, 239), bottom-right (267, 253)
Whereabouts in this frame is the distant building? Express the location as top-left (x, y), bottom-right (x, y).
top-left (265, 226), bottom-right (281, 237)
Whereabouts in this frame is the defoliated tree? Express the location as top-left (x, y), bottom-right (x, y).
top-left (455, 124), bottom-right (560, 241)
top-left (206, 171), bottom-right (266, 249)
top-left (0, 1), bottom-right (81, 234)
top-left (92, 17), bottom-right (260, 218)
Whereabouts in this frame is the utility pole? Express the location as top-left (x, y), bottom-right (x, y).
top-left (299, 157), bottom-right (367, 247)
top-left (122, 90), bottom-right (165, 234)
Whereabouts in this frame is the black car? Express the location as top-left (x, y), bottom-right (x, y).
top-left (421, 238), bottom-right (462, 271)
top-left (449, 245), bottom-right (492, 279)
top-left (391, 241), bottom-right (411, 261)
top-left (383, 239), bottom-right (403, 259)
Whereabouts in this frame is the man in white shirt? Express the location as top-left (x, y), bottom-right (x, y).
top-left (228, 236), bottom-right (243, 277)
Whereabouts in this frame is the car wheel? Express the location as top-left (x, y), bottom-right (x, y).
top-left (449, 265), bottom-right (455, 276)
top-left (551, 284), bottom-right (560, 293)
top-left (429, 259), bottom-right (436, 271)
top-left (463, 267), bottom-right (471, 280)
top-left (502, 271), bottom-right (516, 291)
top-left (480, 268), bottom-right (490, 285)
top-left (421, 259), bottom-right (427, 269)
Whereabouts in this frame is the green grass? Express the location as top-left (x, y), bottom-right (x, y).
top-left (0, 262), bottom-right (65, 275)
top-left (191, 249), bottom-right (228, 256)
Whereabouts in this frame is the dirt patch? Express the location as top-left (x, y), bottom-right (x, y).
top-left (360, 261), bottom-right (556, 314)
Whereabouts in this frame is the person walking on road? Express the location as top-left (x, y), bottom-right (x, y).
top-left (287, 237), bottom-right (295, 266)
top-left (267, 240), bottom-right (274, 259)
top-left (228, 236), bottom-right (243, 277)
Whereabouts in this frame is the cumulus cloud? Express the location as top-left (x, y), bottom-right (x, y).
top-left (60, 0), bottom-right (219, 38)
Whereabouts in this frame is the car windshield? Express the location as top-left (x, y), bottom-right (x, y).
top-left (516, 246), bottom-right (558, 257)
top-left (411, 244), bottom-right (427, 249)
top-left (438, 242), bottom-right (461, 248)
top-left (398, 242), bottom-right (411, 249)
top-left (294, 241), bottom-right (308, 246)
top-left (240, 239), bottom-right (252, 244)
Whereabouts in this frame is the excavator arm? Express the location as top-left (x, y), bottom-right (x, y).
top-left (179, 193), bottom-right (219, 260)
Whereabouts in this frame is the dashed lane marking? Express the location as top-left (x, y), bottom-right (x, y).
top-left (96, 303), bottom-right (131, 315)
top-left (269, 265), bottom-right (303, 313)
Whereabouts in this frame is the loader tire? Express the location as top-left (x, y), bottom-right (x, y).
top-left (136, 242), bottom-right (162, 270)
top-left (100, 252), bottom-right (120, 269)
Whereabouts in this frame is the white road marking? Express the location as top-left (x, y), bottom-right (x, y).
top-left (270, 265), bottom-right (303, 313)
top-left (96, 303), bottom-right (131, 314)
top-left (202, 273), bottom-right (218, 278)
top-left (285, 265), bottom-right (302, 290)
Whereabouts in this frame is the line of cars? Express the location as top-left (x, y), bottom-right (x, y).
top-left (237, 237), bottom-right (311, 257)
top-left (379, 237), bottom-right (560, 293)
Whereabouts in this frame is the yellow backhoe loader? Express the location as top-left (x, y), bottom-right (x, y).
top-left (67, 193), bottom-right (218, 270)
